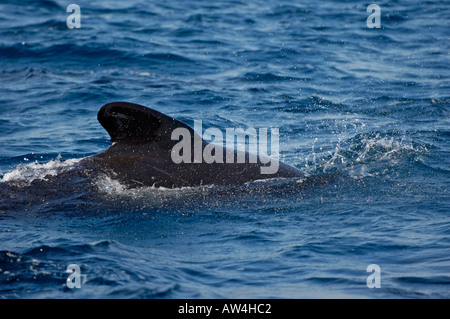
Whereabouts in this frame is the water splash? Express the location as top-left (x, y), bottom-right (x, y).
top-left (301, 131), bottom-right (427, 178)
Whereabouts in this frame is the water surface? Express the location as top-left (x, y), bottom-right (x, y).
top-left (0, 0), bottom-right (449, 298)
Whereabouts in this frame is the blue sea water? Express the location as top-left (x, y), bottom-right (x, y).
top-left (0, 0), bottom-right (449, 299)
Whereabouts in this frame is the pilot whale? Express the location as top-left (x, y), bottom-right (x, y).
top-left (80, 102), bottom-right (304, 188)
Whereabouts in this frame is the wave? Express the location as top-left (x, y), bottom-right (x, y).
top-left (0, 42), bottom-right (130, 62)
top-left (1, 0), bottom-right (61, 10)
top-left (0, 240), bottom-right (116, 297)
top-left (240, 72), bottom-right (300, 82)
top-left (141, 53), bottom-right (195, 63)
top-left (0, 41), bottom-right (199, 71)
top-left (278, 95), bottom-right (347, 114)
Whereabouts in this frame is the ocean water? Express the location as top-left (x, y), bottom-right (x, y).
top-left (0, 0), bottom-right (449, 299)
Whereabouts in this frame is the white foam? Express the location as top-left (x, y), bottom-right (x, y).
top-left (94, 174), bottom-right (128, 195)
top-left (94, 173), bottom-right (210, 199)
top-left (0, 156), bottom-right (82, 184)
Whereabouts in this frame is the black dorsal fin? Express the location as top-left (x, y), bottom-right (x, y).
top-left (98, 102), bottom-right (194, 144)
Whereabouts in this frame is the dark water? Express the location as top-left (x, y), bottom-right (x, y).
top-left (0, 0), bottom-right (449, 298)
